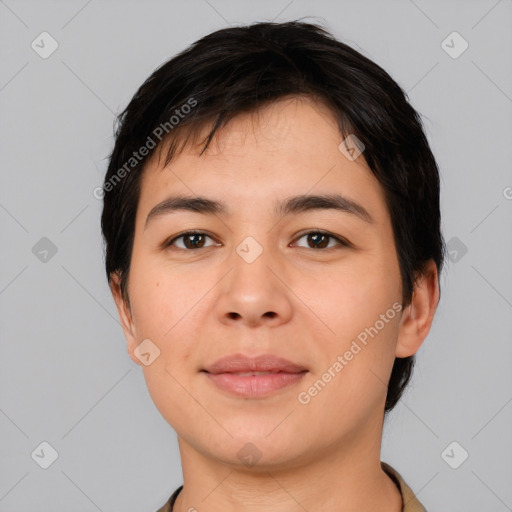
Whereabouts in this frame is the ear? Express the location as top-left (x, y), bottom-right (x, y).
top-left (109, 272), bottom-right (143, 366)
top-left (395, 260), bottom-right (440, 358)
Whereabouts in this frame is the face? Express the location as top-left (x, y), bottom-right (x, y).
top-left (112, 96), bottom-right (426, 469)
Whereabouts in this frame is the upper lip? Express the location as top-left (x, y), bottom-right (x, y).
top-left (202, 354), bottom-right (308, 374)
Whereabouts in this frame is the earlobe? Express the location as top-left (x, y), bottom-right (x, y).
top-left (109, 272), bottom-right (142, 366)
top-left (395, 260), bottom-right (440, 358)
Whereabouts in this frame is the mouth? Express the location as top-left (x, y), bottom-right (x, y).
top-left (201, 353), bottom-right (308, 398)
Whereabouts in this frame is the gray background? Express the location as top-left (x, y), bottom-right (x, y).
top-left (1, 0), bottom-right (511, 510)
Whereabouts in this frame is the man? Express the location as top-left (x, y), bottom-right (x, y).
top-left (101, 21), bottom-right (445, 511)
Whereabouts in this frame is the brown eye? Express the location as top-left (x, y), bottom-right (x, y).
top-left (165, 231), bottom-right (217, 250)
top-left (306, 232), bottom-right (329, 249)
top-left (294, 231), bottom-right (350, 250)
top-left (182, 233), bottom-right (206, 249)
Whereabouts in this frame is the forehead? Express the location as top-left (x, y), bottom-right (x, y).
top-left (136, 96), bottom-right (388, 225)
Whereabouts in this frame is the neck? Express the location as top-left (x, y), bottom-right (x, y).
top-left (172, 415), bottom-right (402, 512)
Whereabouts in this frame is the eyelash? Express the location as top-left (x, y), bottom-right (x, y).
top-left (163, 230), bottom-right (352, 251)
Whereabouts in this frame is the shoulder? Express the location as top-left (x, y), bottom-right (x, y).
top-left (155, 485), bottom-right (183, 512)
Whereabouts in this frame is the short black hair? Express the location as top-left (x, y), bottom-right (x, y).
top-left (100, 20), bottom-right (446, 413)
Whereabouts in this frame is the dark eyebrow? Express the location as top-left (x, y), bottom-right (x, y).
top-left (144, 193), bottom-right (374, 229)
top-left (145, 196), bottom-right (227, 230)
top-left (277, 194), bottom-right (374, 223)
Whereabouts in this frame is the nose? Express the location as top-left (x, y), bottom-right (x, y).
top-left (214, 243), bottom-right (293, 328)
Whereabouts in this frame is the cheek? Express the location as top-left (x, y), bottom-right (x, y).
top-left (310, 265), bottom-right (395, 336)
top-left (130, 264), bottom-right (219, 376)
top-left (299, 309), bottom-right (401, 423)
top-left (131, 269), bottom-right (203, 426)
top-left (129, 260), bottom-right (197, 334)
top-left (302, 263), bottom-right (401, 400)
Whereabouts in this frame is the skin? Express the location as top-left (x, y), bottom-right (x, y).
top-left (110, 95), bottom-right (439, 512)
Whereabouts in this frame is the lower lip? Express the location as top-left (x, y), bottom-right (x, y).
top-left (203, 371), bottom-right (307, 398)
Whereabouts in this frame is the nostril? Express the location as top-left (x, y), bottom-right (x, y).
top-left (225, 312), bottom-right (277, 321)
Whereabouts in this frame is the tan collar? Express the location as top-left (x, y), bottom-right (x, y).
top-left (381, 462), bottom-right (427, 512)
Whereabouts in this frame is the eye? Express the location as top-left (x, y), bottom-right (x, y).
top-left (164, 231), bottom-right (218, 250)
top-left (293, 230), bottom-right (351, 250)
top-left (163, 230), bottom-right (351, 251)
